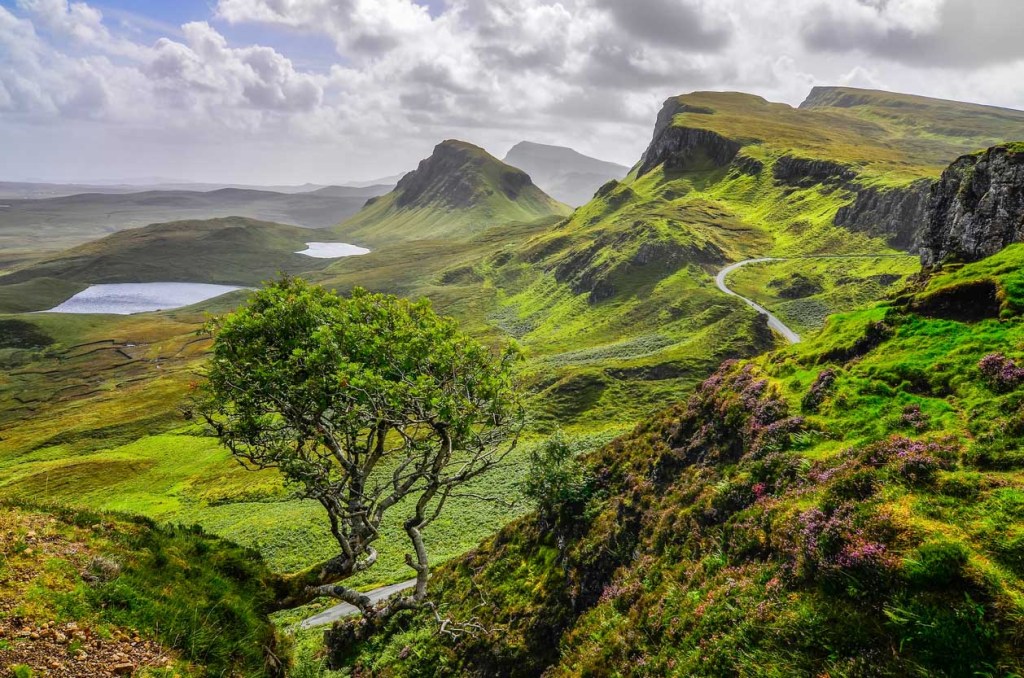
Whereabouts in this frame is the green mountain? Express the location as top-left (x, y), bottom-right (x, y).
top-left (330, 139), bottom-right (571, 244)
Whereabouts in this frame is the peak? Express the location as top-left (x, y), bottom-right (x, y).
top-left (392, 138), bottom-right (545, 211)
top-left (433, 139), bottom-right (491, 157)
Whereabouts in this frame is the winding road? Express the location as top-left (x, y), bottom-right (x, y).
top-left (300, 579), bottom-right (418, 629)
top-left (715, 257), bottom-right (801, 344)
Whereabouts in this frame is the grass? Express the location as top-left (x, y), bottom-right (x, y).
top-left (0, 503), bottom-right (281, 676)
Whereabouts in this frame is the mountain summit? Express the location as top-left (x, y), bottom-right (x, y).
top-left (503, 140), bottom-right (628, 206)
top-left (333, 140), bottom-right (569, 243)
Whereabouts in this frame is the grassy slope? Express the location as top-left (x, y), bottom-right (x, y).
top-left (0, 503), bottom-right (280, 676)
top-left (341, 245), bottom-right (1024, 677)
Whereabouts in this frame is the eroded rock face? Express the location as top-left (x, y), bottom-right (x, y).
top-left (834, 179), bottom-right (933, 251)
top-left (773, 155), bottom-right (857, 188)
top-left (637, 99), bottom-right (740, 177)
top-left (920, 145), bottom-right (1024, 266)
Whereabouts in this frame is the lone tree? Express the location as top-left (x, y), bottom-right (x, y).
top-left (190, 277), bottom-right (523, 624)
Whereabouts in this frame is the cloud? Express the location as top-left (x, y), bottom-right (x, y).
top-left (592, 0), bottom-right (731, 51)
top-left (803, 0), bottom-right (1024, 68)
top-left (2, 0), bottom-right (1024, 183)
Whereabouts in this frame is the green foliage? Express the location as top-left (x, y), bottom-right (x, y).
top-left (193, 277), bottom-right (524, 608)
top-left (521, 431), bottom-right (593, 523)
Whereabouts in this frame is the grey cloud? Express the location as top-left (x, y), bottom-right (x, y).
top-left (803, 0), bottom-right (1024, 68)
top-left (593, 0), bottom-right (731, 52)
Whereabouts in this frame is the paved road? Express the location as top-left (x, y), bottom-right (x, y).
top-left (300, 579), bottom-right (417, 629)
top-left (715, 258), bottom-right (801, 344)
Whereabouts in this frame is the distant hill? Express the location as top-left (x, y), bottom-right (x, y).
top-left (308, 184), bottom-right (395, 198)
top-left (0, 216), bottom-right (334, 289)
top-left (332, 140), bottom-right (570, 244)
top-left (0, 185), bottom-right (389, 265)
top-left (503, 141), bottom-right (629, 206)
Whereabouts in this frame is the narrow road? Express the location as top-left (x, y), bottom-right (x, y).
top-left (715, 258), bottom-right (801, 344)
top-left (299, 579), bottom-right (417, 629)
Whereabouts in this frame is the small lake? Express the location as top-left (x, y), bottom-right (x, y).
top-left (46, 282), bottom-right (244, 315)
top-left (296, 242), bottom-right (370, 258)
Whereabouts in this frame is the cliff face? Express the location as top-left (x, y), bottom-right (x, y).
top-left (834, 180), bottom-right (933, 251)
top-left (920, 144), bottom-right (1024, 266)
top-left (637, 98), bottom-right (740, 177)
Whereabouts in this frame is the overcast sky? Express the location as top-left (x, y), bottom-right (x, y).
top-left (1, 0), bottom-right (1023, 184)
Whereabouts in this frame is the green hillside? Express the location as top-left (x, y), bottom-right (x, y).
top-left (0, 503), bottom-right (281, 676)
top-left (0, 217), bottom-right (330, 298)
top-left (333, 244), bottom-right (1024, 677)
top-left (331, 140), bottom-right (571, 244)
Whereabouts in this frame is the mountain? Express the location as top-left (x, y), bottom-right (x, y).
top-left (0, 217), bottom-right (333, 293)
top-left (331, 146), bottom-right (1024, 675)
top-left (330, 140), bottom-right (571, 244)
top-left (503, 141), bottom-right (629, 206)
top-left (0, 185), bottom-right (389, 267)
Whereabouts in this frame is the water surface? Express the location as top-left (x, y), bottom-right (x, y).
top-left (296, 242), bottom-right (370, 258)
top-left (46, 282), bottom-right (243, 315)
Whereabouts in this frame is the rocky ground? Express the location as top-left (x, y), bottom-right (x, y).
top-left (0, 511), bottom-right (176, 677)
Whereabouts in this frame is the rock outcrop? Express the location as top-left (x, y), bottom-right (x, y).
top-left (920, 144), bottom-right (1024, 266)
top-left (773, 155), bottom-right (857, 188)
top-left (637, 98), bottom-right (740, 177)
top-left (834, 179), bottom-right (933, 251)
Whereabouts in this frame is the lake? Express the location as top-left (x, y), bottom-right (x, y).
top-left (45, 282), bottom-right (244, 315)
top-left (296, 242), bottom-right (370, 258)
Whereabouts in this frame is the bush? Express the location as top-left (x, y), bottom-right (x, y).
top-left (521, 431), bottom-right (592, 526)
top-left (979, 353), bottom-right (1024, 391)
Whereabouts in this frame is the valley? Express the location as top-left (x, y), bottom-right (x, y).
top-left (3, 83), bottom-right (1024, 677)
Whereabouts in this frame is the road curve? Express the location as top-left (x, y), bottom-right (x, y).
top-left (715, 258), bottom-right (801, 344)
top-left (299, 579), bottom-right (418, 629)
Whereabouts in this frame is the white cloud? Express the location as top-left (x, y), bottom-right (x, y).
top-left (1, 0), bottom-right (1023, 184)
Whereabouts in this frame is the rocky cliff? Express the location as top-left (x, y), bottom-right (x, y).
top-left (920, 143), bottom-right (1024, 265)
top-left (834, 180), bottom-right (933, 250)
top-left (637, 98), bottom-right (740, 177)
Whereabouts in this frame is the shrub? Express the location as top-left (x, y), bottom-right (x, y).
top-left (522, 431), bottom-right (593, 526)
top-left (978, 353), bottom-right (1024, 391)
top-left (802, 368), bottom-right (837, 413)
top-left (904, 540), bottom-right (969, 589)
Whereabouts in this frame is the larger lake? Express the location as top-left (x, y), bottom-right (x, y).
top-left (46, 282), bottom-right (243, 315)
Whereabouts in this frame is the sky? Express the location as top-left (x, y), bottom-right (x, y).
top-left (1, 0), bottom-right (1023, 185)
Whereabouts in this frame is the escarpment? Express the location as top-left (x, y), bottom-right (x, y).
top-left (637, 98), bottom-right (740, 177)
top-left (920, 144), bottom-right (1024, 265)
top-left (834, 179), bottom-right (933, 250)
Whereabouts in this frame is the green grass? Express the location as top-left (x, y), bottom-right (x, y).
top-left (0, 503), bottom-right (281, 676)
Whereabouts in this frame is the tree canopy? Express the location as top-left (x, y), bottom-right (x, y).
top-left (190, 277), bottom-right (523, 622)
